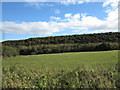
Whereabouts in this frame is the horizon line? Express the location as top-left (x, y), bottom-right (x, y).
top-left (1, 31), bottom-right (119, 42)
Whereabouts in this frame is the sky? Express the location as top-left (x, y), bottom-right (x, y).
top-left (1, 0), bottom-right (119, 41)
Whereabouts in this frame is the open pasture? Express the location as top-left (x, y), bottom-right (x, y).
top-left (3, 50), bottom-right (118, 71)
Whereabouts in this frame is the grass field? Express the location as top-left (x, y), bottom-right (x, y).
top-left (2, 50), bottom-right (120, 88)
top-left (3, 50), bottom-right (118, 71)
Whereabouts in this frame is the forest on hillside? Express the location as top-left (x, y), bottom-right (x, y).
top-left (2, 32), bottom-right (120, 57)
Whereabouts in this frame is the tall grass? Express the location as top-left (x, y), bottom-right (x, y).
top-left (2, 50), bottom-right (119, 88)
top-left (2, 64), bottom-right (120, 88)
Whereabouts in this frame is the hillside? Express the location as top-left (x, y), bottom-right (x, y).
top-left (2, 32), bottom-right (120, 57)
top-left (2, 32), bottom-right (119, 46)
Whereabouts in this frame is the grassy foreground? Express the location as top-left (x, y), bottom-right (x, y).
top-left (2, 50), bottom-right (120, 88)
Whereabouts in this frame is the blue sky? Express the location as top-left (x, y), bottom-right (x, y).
top-left (1, 0), bottom-right (118, 41)
top-left (2, 2), bottom-right (106, 22)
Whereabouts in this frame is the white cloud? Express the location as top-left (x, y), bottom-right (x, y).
top-left (61, 8), bottom-right (118, 32)
top-left (25, 2), bottom-right (40, 8)
top-left (65, 13), bottom-right (72, 18)
top-left (78, 1), bottom-right (84, 4)
top-left (60, 0), bottom-right (76, 5)
top-left (24, 2), bottom-right (54, 8)
top-left (102, 0), bottom-right (118, 32)
top-left (103, 0), bottom-right (118, 14)
top-left (2, 22), bottom-right (59, 35)
top-left (61, 0), bottom-right (85, 5)
top-left (73, 30), bottom-right (80, 32)
top-left (50, 16), bottom-right (60, 20)
top-left (60, 0), bottom-right (104, 5)
top-left (2, 0), bottom-right (119, 35)
top-left (2, 9), bottom-right (118, 35)
top-left (72, 14), bottom-right (80, 19)
top-left (103, 0), bottom-right (119, 8)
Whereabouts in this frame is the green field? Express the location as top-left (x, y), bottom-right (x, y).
top-left (2, 50), bottom-right (119, 88)
top-left (3, 50), bottom-right (118, 71)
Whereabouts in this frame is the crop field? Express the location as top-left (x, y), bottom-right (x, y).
top-left (2, 50), bottom-right (120, 88)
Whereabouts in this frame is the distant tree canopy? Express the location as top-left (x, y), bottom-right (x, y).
top-left (2, 32), bottom-right (120, 57)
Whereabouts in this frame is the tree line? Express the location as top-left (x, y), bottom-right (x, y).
top-left (2, 32), bottom-right (120, 57)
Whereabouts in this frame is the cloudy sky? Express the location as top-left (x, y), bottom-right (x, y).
top-left (1, 0), bottom-right (119, 41)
